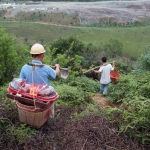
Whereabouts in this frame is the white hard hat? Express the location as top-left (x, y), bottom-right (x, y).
top-left (30, 43), bottom-right (46, 54)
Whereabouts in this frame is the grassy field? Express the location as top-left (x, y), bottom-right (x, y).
top-left (0, 20), bottom-right (150, 58)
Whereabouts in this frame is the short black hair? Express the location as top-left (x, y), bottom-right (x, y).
top-left (101, 57), bottom-right (107, 63)
top-left (32, 53), bottom-right (43, 58)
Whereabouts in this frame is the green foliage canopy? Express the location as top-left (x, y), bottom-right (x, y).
top-left (0, 27), bottom-right (18, 85)
top-left (0, 27), bottom-right (30, 85)
top-left (104, 39), bottom-right (123, 58)
top-left (107, 72), bottom-right (150, 144)
top-left (50, 37), bottom-right (84, 57)
top-left (140, 46), bottom-right (150, 71)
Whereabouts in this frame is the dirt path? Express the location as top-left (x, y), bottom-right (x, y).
top-left (92, 93), bottom-right (120, 108)
top-left (0, 20), bottom-right (86, 28)
top-left (34, 21), bottom-right (82, 28)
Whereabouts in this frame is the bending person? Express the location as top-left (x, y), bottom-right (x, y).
top-left (20, 43), bottom-right (60, 117)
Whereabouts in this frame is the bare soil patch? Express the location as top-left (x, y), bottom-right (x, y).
top-left (1, 0), bottom-right (150, 25)
top-left (0, 100), bottom-right (149, 150)
top-left (92, 93), bottom-right (113, 107)
top-left (92, 93), bottom-right (121, 108)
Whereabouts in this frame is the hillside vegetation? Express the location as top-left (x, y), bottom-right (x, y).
top-left (1, 1), bottom-right (150, 58)
top-left (0, 20), bottom-right (150, 59)
top-left (0, 1), bottom-right (150, 149)
top-left (1, 23), bottom-right (150, 149)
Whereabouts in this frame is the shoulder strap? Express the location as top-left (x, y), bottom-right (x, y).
top-left (27, 62), bottom-right (44, 67)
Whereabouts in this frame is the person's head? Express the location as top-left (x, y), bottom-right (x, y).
top-left (101, 57), bottom-right (107, 63)
top-left (30, 43), bottom-right (46, 60)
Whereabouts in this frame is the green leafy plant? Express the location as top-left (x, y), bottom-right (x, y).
top-left (49, 37), bottom-right (84, 57)
top-left (53, 76), bottom-right (99, 108)
top-left (140, 53), bottom-right (150, 71)
top-left (108, 72), bottom-right (150, 103)
top-left (0, 118), bottom-right (37, 146)
top-left (53, 76), bottom-right (99, 93)
top-left (106, 72), bottom-right (150, 144)
top-left (0, 28), bottom-right (18, 85)
top-left (0, 83), bottom-right (17, 111)
top-left (0, 27), bottom-right (30, 86)
top-left (108, 97), bottom-right (150, 144)
top-left (103, 39), bottom-right (123, 58)
top-left (55, 84), bottom-right (86, 107)
top-left (0, 117), bottom-right (12, 146)
top-left (7, 124), bottom-right (37, 145)
top-left (67, 76), bottom-right (99, 93)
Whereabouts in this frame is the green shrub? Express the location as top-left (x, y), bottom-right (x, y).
top-left (0, 117), bottom-right (12, 146)
top-left (114, 61), bottom-right (133, 74)
top-left (140, 53), bottom-right (150, 71)
top-left (8, 124), bottom-right (37, 144)
top-left (55, 84), bottom-right (86, 107)
top-left (0, 120), bottom-right (37, 146)
top-left (103, 39), bottom-right (123, 58)
top-left (0, 27), bottom-right (30, 85)
top-left (53, 76), bottom-right (99, 93)
top-left (136, 46), bottom-right (150, 71)
top-left (107, 96), bottom-right (150, 144)
top-left (107, 75), bottom-right (132, 103)
top-left (106, 72), bottom-right (150, 144)
top-left (0, 83), bottom-right (18, 111)
top-left (53, 76), bottom-right (99, 107)
top-left (67, 76), bottom-right (99, 93)
top-left (49, 37), bottom-right (84, 57)
top-left (108, 72), bottom-right (150, 103)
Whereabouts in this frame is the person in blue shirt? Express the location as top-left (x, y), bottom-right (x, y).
top-left (20, 43), bottom-right (60, 118)
top-left (20, 43), bottom-right (60, 85)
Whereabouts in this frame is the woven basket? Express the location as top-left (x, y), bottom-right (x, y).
top-left (16, 100), bottom-right (53, 128)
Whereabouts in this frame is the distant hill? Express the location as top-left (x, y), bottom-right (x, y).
top-left (1, 0), bottom-right (150, 26)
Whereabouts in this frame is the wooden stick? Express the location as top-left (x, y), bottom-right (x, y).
top-left (27, 62), bottom-right (69, 79)
top-left (27, 62), bottom-right (68, 71)
top-left (81, 139), bottom-right (87, 150)
top-left (83, 61), bottom-right (114, 74)
top-left (83, 66), bottom-right (101, 74)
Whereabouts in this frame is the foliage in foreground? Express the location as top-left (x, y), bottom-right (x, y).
top-left (0, 119), bottom-right (37, 146)
top-left (52, 76), bottom-right (99, 107)
top-left (0, 85), bottom-right (37, 147)
top-left (0, 27), bottom-right (30, 86)
top-left (0, 76), bottom-right (99, 146)
top-left (106, 72), bottom-right (150, 144)
top-left (108, 72), bottom-right (150, 103)
top-left (0, 25), bottom-right (150, 147)
top-left (139, 45), bottom-right (150, 71)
